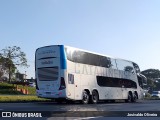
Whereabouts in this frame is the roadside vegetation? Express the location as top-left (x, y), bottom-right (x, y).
top-left (0, 82), bottom-right (52, 102)
top-left (141, 69), bottom-right (160, 93)
top-left (0, 82), bottom-right (159, 103)
top-left (0, 95), bottom-right (51, 102)
top-left (0, 82), bottom-right (22, 95)
top-left (0, 82), bottom-right (36, 95)
top-left (144, 92), bottom-right (160, 100)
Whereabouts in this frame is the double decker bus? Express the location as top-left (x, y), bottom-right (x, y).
top-left (35, 45), bottom-right (147, 104)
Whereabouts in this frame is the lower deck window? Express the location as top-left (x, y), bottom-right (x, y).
top-left (97, 76), bottom-right (137, 88)
top-left (68, 74), bottom-right (74, 84)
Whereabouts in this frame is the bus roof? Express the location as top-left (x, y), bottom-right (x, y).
top-left (36, 45), bottom-right (137, 64)
top-left (64, 45), bottom-right (135, 64)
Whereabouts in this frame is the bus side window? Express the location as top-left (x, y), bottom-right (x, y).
top-left (68, 74), bottom-right (74, 84)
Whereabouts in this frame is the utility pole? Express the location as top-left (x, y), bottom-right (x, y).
top-left (25, 71), bottom-right (27, 82)
top-left (8, 50), bottom-right (11, 82)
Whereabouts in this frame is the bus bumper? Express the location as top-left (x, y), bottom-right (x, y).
top-left (36, 90), bottom-right (66, 98)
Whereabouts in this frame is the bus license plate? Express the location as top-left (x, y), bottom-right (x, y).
top-left (46, 92), bottom-right (51, 95)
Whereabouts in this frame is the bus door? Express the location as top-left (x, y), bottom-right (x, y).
top-left (67, 73), bottom-right (75, 99)
top-left (121, 85), bottom-right (127, 99)
top-left (74, 74), bottom-right (81, 100)
top-left (118, 80), bottom-right (126, 99)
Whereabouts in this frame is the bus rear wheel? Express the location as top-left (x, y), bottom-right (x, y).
top-left (82, 90), bottom-right (89, 104)
top-left (125, 93), bottom-right (132, 103)
top-left (131, 93), bottom-right (137, 102)
top-left (91, 90), bottom-right (99, 104)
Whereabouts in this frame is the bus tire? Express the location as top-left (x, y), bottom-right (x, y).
top-left (82, 90), bottom-right (89, 104)
top-left (131, 93), bottom-right (137, 102)
top-left (125, 93), bottom-right (132, 103)
top-left (66, 100), bottom-right (74, 104)
top-left (110, 100), bottom-right (115, 103)
top-left (55, 99), bottom-right (63, 104)
top-left (91, 90), bottom-right (99, 104)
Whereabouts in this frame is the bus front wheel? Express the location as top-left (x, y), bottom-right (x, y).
top-left (91, 90), bottom-right (99, 104)
top-left (82, 90), bottom-right (89, 104)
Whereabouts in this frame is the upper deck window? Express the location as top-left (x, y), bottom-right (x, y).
top-left (65, 48), bottom-right (112, 68)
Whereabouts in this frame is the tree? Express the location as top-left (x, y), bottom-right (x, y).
top-left (0, 70), bottom-right (3, 79)
top-left (141, 69), bottom-right (160, 92)
top-left (141, 69), bottom-right (160, 79)
top-left (0, 57), bottom-right (13, 78)
top-left (0, 57), bottom-right (4, 78)
top-left (0, 46), bottom-right (28, 82)
top-left (0, 56), bottom-right (16, 74)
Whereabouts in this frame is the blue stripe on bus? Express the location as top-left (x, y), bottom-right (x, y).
top-left (60, 45), bottom-right (67, 69)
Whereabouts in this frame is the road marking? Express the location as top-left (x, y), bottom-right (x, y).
top-left (74, 116), bottom-right (102, 120)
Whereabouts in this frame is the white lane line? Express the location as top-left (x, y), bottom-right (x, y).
top-left (74, 116), bottom-right (103, 120)
top-left (0, 109), bottom-right (3, 110)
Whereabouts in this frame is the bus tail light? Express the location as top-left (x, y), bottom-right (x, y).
top-left (35, 78), bottom-right (39, 90)
top-left (59, 77), bottom-right (66, 90)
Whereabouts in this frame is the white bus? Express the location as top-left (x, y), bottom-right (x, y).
top-left (35, 45), bottom-right (147, 104)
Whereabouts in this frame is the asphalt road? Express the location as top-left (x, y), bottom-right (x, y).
top-left (0, 100), bottom-right (160, 120)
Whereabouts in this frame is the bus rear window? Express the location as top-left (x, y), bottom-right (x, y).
top-left (38, 67), bottom-right (59, 81)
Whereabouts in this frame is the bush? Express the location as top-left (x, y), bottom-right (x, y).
top-left (0, 82), bottom-right (14, 89)
top-left (16, 85), bottom-right (36, 95)
top-left (145, 93), bottom-right (151, 98)
top-left (0, 89), bottom-right (23, 95)
top-left (0, 82), bottom-right (36, 95)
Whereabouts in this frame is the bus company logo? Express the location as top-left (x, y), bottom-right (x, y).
top-left (2, 112), bottom-right (11, 117)
top-left (38, 50), bottom-right (55, 55)
top-left (41, 60), bottom-right (53, 65)
top-left (1, 112), bottom-right (42, 118)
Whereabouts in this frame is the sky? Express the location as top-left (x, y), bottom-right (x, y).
top-left (0, 0), bottom-right (160, 79)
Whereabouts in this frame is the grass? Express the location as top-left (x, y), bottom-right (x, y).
top-left (0, 82), bottom-right (22, 95)
top-left (0, 95), bottom-right (52, 102)
top-left (1, 82), bottom-right (159, 102)
top-left (144, 93), bottom-right (160, 100)
top-left (0, 82), bottom-right (36, 95)
top-left (15, 84), bottom-right (36, 95)
top-left (0, 82), bottom-right (13, 89)
top-left (0, 82), bottom-right (52, 102)
top-left (150, 97), bottom-right (160, 100)
top-left (0, 89), bottom-right (23, 95)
